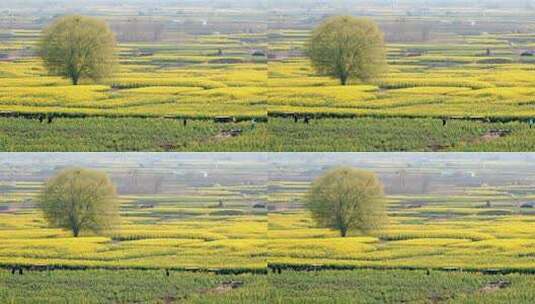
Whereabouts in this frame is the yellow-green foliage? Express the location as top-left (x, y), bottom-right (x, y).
top-left (8, 28), bottom-right (535, 121)
top-left (0, 32), bottom-right (266, 119)
top-left (0, 176), bottom-right (268, 271)
top-left (268, 30), bottom-right (535, 119)
top-left (2, 181), bottom-right (535, 272)
top-left (266, 181), bottom-right (535, 272)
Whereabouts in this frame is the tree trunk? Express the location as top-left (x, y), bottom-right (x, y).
top-left (72, 75), bottom-right (79, 85)
top-left (340, 74), bottom-right (348, 86)
top-left (72, 227), bottom-right (80, 237)
top-left (340, 227), bottom-right (347, 237)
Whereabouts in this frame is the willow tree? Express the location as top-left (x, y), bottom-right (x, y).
top-left (305, 167), bottom-right (386, 237)
top-left (40, 168), bottom-right (119, 237)
top-left (40, 15), bottom-right (116, 85)
top-left (305, 16), bottom-right (386, 85)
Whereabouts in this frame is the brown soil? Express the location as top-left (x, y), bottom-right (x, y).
top-left (428, 143), bottom-right (450, 152)
top-left (480, 129), bottom-right (511, 141)
top-left (479, 280), bottom-right (511, 293)
top-left (215, 128), bottom-right (242, 139)
top-left (202, 280), bottom-right (244, 294)
top-left (159, 142), bottom-right (178, 151)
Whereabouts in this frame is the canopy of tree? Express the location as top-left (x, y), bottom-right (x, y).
top-left (40, 15), bottom-right (116, 85)
top-left (305, 167), bottom-right (386, 237)
top-left (305, 16), bottom-right (387, 85)
top-left (39, 168), bottom-right (119, 237)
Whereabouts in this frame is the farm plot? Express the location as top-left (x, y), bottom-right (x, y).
top-left (0, 182), bottom-right (268, 272)
top-left (0, 117), bottom-right (268, 152)
top-left (267, 117), bottom-right (535, 151)
top-left (0, 269), bottom-right (269, 303)
top-left (267, 30), bottom-right (535, 151)
top-left (268, 269), bottom-right (535, 304)
top-left (0, 31), bottom-right (266, 120)
top-left (2, 268), bottom-right (534, 303)
top-left (0, 28), bottom-right (267, 151)
top-left (2, 155), bottom-right (535, 302)
top-left (268, 31), bottom-right (535, 120)
top-left (0, 31), bottom-right (268, 151)
top-left (267, 182), bottom-right (535, 273)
